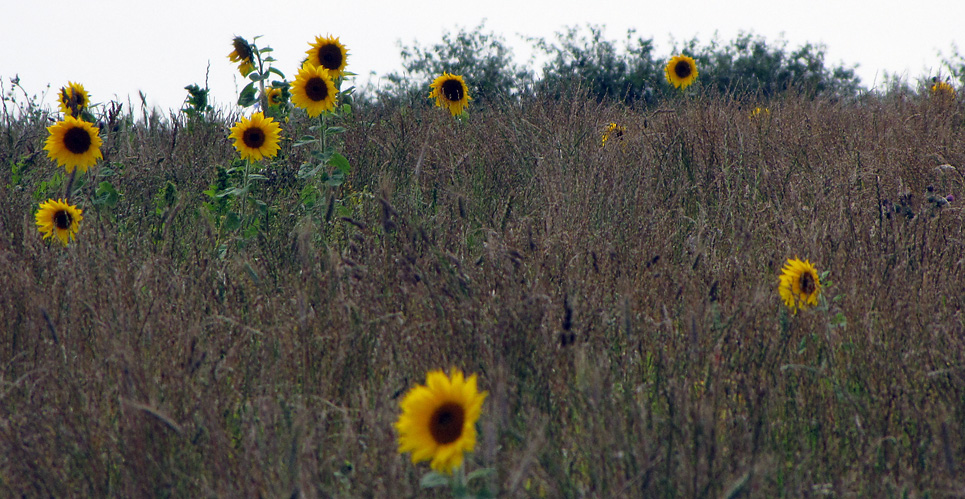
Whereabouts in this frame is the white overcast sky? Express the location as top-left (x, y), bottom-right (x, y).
top-left (3, 0), bottom-right (963, 113)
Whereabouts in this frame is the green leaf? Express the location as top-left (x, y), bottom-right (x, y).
top-left (268, 67), bottom-right (286, 78)
top-left (325, 126), bottom-right (347, 136)
top-left (300, 185), bottom-right (319, 207)
top-left (246, 173), bottom-right (268, 181)
top-left (293, 135), bottom-right (317, 147)
top-left (330, 152), bottom-right (351, 174)
top-left (419, 471), bottom-right (450, 488)
top-left (93, 181), bottom-right (121, 208)
top-left (224, 212), bottom-right (242, 231)
top-left (238, 83), bottom-right (257, 107)
top-left (311, 149), bottom-right (334, 163)
top-left (466, 468), bottom-right (496, 482)
top-left (297, 162), bottom-right (323, 179)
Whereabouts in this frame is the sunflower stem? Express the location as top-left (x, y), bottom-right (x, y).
top-left (64, 168), bottom-right (77, 203)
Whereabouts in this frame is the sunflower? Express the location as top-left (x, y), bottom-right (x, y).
top-left (305, 35), bottom-right (348, 77)
top-left (229, 36), bottom-right (255, 76)
top-left (601, 122), bottom-right (626, 148)
top-left (44, 116), bottom-right (103, 174)
top-left (778, 257), bottom-right (822, 313)
top-left (395, 368), bottom-right (487, 474)
top-left (228, 112), bottom-right (282, 161)
top-left (750, 107), bottom-right (770, 119)
top-left (429, 73), bottom-right (472, 116)
top-left (35, 198), bottom-right (83, 247)
top-left (665, 55), bottom-right (699, 89)
top-left (266, 87), bottom-right (283, 107)
top-left (931, 81), bottom-right (956, 98)
top-left (291, 63), bottom-right (338, 117)
top-left (57, 82), bottom-right (90, 117)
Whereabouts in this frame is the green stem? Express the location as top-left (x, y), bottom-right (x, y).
top-left (240, 158), bottom-right (252, 224)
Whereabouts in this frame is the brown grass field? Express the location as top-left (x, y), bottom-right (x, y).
top-left (1, 88), bottom-right (964, 497)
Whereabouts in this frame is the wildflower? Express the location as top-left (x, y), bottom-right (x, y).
top-left (428, 73), bottom-right (471, 116)
top-left (44, 116), bottom-right (103, 174)
top-left (291, 63), bottom-right (338, 117)
top-left (395, 368), bottom-right (487, 474)
top-left (228, 112), bottom-right (282, 161)
top-left (778, 257), bottom-right (822, 313)
top-left (665, 55), bottom-right (698, 89)
top-left (305, 35), bottom-right (348, 77)
top-left (931, 80), bottom-right (956, 98)
top-left (35, 198), bottom-right (83, 246)
top-left (229, 36), bottom-right (255, 76)
top-left (57, 82), bottom-right (89, 117)
top-left (601, 122), bottom-right (626, 148)
top-left (750, 107), bottom-right (770, 119)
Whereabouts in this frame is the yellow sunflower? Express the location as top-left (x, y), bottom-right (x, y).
top-left (305, 35), bottom-right (348, 77)
top-left (931, 81), bottom-right (956, 98)
top-left (57, 82), bottom-right (90, 117)
top-left (44, 116), bottom-right (103, 174)
top-left (229, 36), bottom-right (255, 76)
top-left (291, 63), bottom-right (338, 117)
top-left (665, 55), bottom-right (699, 89)
top-left (601, 122), bottom-right (626, 148)
top-left (395, 368), bottom-right (487, 474)
top-left (429, 73), bottom-right (472, 116)
top-left (750, 107), bottom-right (770, 119)
top-left (35, 198), bottom-right (83, 247)
top-left (228, 112), bottom-right (282, 161)
top-left (266, 87), bottom-right (283, 107)
top-left (778, 257), bottom-right (822, 314)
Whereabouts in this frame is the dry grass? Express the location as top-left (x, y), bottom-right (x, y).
top-left (1, 89), bottom-right (964, 497)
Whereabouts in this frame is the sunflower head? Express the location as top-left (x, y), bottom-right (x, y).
top-left (291, 63), bottom-right (338, 117)
top-left (57, 82), bottom-right (90, 117)
top-left (778, 257), bottom-right (822, 314)
top-left (665, 55), bottom-right (699, 90)
top-left (931, 80), bottom-right (956, 99)
top-left (265, 87), bottom-right (284, 107)
top-left (35, 198), bottom-right (83, 247)
top-left (601, 122), bottom-right (627, 148)
top-left (228, 112), bottom-right (282, 161)
top-left (395, 368), bottom-right (487, 474)
top-left (44, 116), bottom-right (103, 174)
top-left (229, 36), bottom-right (255, 75)
top-left (305, 35), bottom-right (348, 77)
top-left (429, 73), bottom-right (472, 116)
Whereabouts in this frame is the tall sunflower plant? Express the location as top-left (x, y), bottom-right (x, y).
top-left (231, 35), bottom-right (291, 120)
top-left (290, 35), bottom-right (356, 219)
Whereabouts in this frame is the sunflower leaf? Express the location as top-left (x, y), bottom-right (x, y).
top-left (268, 67), bottom-right (286, 79)
top-left (419, 471), bottom-right (450, 488)
top-left (238, 83), bottom-right (257, 107)
top-left (330, 153), bottom-right (351, 174)
top-left (293, 135), bottom-right (316, 147)
top-left (246, 174), bottom-right (268, 181)
top-left (466, 467), bottom-right (496, 482)
top-left (223, 212), bottom-right (241, 231)
top-left (324, 126), bottom-right (346, 136)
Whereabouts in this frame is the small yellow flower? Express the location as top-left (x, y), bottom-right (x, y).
top-left (44, 116), bottom-right (103, 174)
top-left (305, 35), bottom-right (349, 78)
top-left (778, 257), bottom-right (822, 313)
top-left (665, 55), bottom-right (699, 89)
top-left (601, 122), bottom-right (626, 148)
top-left (291, 63), bottom-right (338, 117)
top-left (428, 73), bottom-right (471, 116)
top-left (35, 198), bottom-right (83, 247)
top-left (57, 82), bottom-right (89, 117)
top-left (750, 107), bottom-right (770, 119)
top-left (228, 112), bottom-right (282, 161)
top-left (266, 87), bottom-right (283, 107)
top-left (395, 368), bottom-right (487, 474)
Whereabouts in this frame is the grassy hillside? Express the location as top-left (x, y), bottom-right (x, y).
top-left (2, 89), bottom-right (964, 497)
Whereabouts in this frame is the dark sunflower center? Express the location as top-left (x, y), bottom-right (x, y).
top-left (242, 127), bottom-right (266, 149)
top-left (63, 127), bottom-right (92, 154)
top-left (233, 38), bottom-right (252, 60)
top-left (305, 77), bottom-right (329, 102)
top-left (441, 80), bottom-right (464, 102)
top-left (318, 44), bottom-right (343, 70)
top-left (54, 210), bottom-right (72, 230)
top-left (674, 60), bottom-right (693, 79)
top-left (799, 272), bottom-right (816, 295)
top-left (429, 402), bottom-right (465, 445)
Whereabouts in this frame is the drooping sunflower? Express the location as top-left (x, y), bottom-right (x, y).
top-left (778, 257), bottom-right (822, 314)
top-left (35, 198), bottom-right (83, 247)
top-left (290, 63), bottom-right (337, 117)
top-left (228, 36), bottom-right (255, 76)
top-left (665, 55), bottom-right (699, 90)
top-left (228, 112), bottom-right (282, 161)
top-left (57, 82), bottom-right (90, 117)
top-left (601, 122), bottom-right (626, 148)
top-left (305, 35), bottom-right (348, 77)
top-left (429, 73), bottom-right (471, 116)
top-left (395, 368), bottom-right (487, 474)
top-left (44, 116), bottom-right (103, 173)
